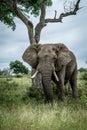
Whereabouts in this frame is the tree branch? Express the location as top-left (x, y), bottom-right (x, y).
top-left (12, 0), bottom-right (36, 44)
top-left (1, 0), bottom-right (35, 44)
top-left (0, 0), bottom-right (81, 44)
top-left (35, 0), bottom-right (46, 43)
top-left (12, 0), bottom-right (33, 27)
top-left (74, 0), bottom-right (81, 12)
top-left (45, 0), bottom-right (81, 23)
top-left (54, 10), bottom-right (57, 19)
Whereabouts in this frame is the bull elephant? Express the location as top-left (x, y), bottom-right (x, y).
top-left (22, 43), bottom-right (78, 104)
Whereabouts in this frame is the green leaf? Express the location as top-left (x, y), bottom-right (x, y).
top-left (0, 0), bottom-right (52, 30)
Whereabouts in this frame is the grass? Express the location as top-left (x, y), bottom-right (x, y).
top-left (0, 103), bottom-right (87, 130)
top-left (0, 74), bottom-right (87, 130)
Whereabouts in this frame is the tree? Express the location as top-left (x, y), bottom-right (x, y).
top-left (0, 0), bottom-right (81, 44)
top-left (9, 60), bottom-right (29, 74)
top-left (0, 68), bottom-right (12, 75)
top-left (78, 68), bottom-right (87, 73)
top-left (0, 0), bottom-right (81, 87)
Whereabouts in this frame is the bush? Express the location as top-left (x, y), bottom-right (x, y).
top-left (15, 74), bottom-right (23, 78)
top-left (77, 79), bottom-right (87, 108)
top-left (24, 82), bottom-right (71, 102)
top-left (0, 78), bottom-right (22, 107)
top-left (78, 68), bottom-right (87, 72)
top-left (25, 84), bottom-right (44, 101)
top-left (81, 72), bottom-right (87, 80)
top-left (23, 81), bottom-right (59, 102)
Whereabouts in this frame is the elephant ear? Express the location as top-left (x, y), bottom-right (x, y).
top-left (22, 44), bottom-right (39, 68)
top-left (57, 43), bottom-right (71, 67)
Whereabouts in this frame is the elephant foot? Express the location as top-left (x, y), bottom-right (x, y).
top-left (72, 91), bottom-right (78, 100)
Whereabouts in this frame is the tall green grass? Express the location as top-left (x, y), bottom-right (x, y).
top-left (0, 103), bottom-right (87, 130)
top-left (0, 74), bottom-right (87, 130)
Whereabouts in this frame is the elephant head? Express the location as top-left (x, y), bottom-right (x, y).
top-left (22, 43), bottom-right (71, 103)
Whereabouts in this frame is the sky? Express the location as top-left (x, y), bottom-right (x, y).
top-left (0, 0), bottom-right (87, 70)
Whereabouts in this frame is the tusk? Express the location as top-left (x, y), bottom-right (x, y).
top-left (31, 71), bottom-right (38, 79)
top-left (53, 71), bottom-right (59, 81)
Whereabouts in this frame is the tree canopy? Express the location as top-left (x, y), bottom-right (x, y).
top-left (0, 0), bottom-right (81, 44)
top-left (0, 0), bottom-right (52, 30)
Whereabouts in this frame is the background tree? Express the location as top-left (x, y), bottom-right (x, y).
top-left (0, 68), bottom-right (12, 75)
top-left (9, 60), bottom-right (29, 74)
top-left (78, 68), bottom-right (87, 73)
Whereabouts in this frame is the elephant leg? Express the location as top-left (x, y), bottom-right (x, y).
top-left (69, 69), bottom-right (78, 99)
top-left (57, 66), bottom-right (66, 101)
top-left (57, 81), bottom-right (65, 101)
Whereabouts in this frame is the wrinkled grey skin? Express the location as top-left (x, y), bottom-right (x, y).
top-left (22, 43), bottom-right (78, 104)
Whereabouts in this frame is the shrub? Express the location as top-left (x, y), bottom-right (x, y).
top-left (24, 82), bottom-right (71, 102)
top-left (78, 80), bottom-right (87, 108)
top-left (81, 72), bottom-right (87, 80)
top-left (0, 79), bottom-right (22, 107)
top-left (15, 74), bottom-right (23, 78)
top-left (78, 68), bottom-right (87, 72)
top-left (25, 84), bottom-right (44, 101)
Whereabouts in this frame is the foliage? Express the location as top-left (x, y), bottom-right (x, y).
top-left (0, 0), bottom-right (52, 30)
top-left (9, 60), bottom-right (29, 74)
top-left (77, 81), bottom-right (87, 109)
top-left (15, 74), bottom-right (23, 78)
top-left (18, 0), bottom-right (52, 16)
top-left (0, 68), bottom-right (12, 75)
top-left (25, 84), bottom-right (44, 101)
top-left (24, 82), bottom-right (58, 102)
top-left (78, 67), bottom-right (87, 72)
top-left (0, 78), bottom-right (21, 106)
top-left (81, 71), bottom-right (87, 80)
top-left (0, 75), bottom-right (31, 107)
top-left (0, 69), bottom-right (3, 75)
top-left (0, 3), bottom-right (16, 30)
top-left (0, 74), bottom-right (87, 130)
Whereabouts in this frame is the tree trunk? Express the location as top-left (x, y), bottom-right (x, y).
top-left (31, 69), bottom-right (43, 95)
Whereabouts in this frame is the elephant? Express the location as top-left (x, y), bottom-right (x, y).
top-left (22, 43), bottom-right (78, 104)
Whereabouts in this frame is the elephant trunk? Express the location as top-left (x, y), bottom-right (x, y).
top-left (41, 71), bottom-right (53, 104)
top-left (31, 62), bottom-right (59, 104)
